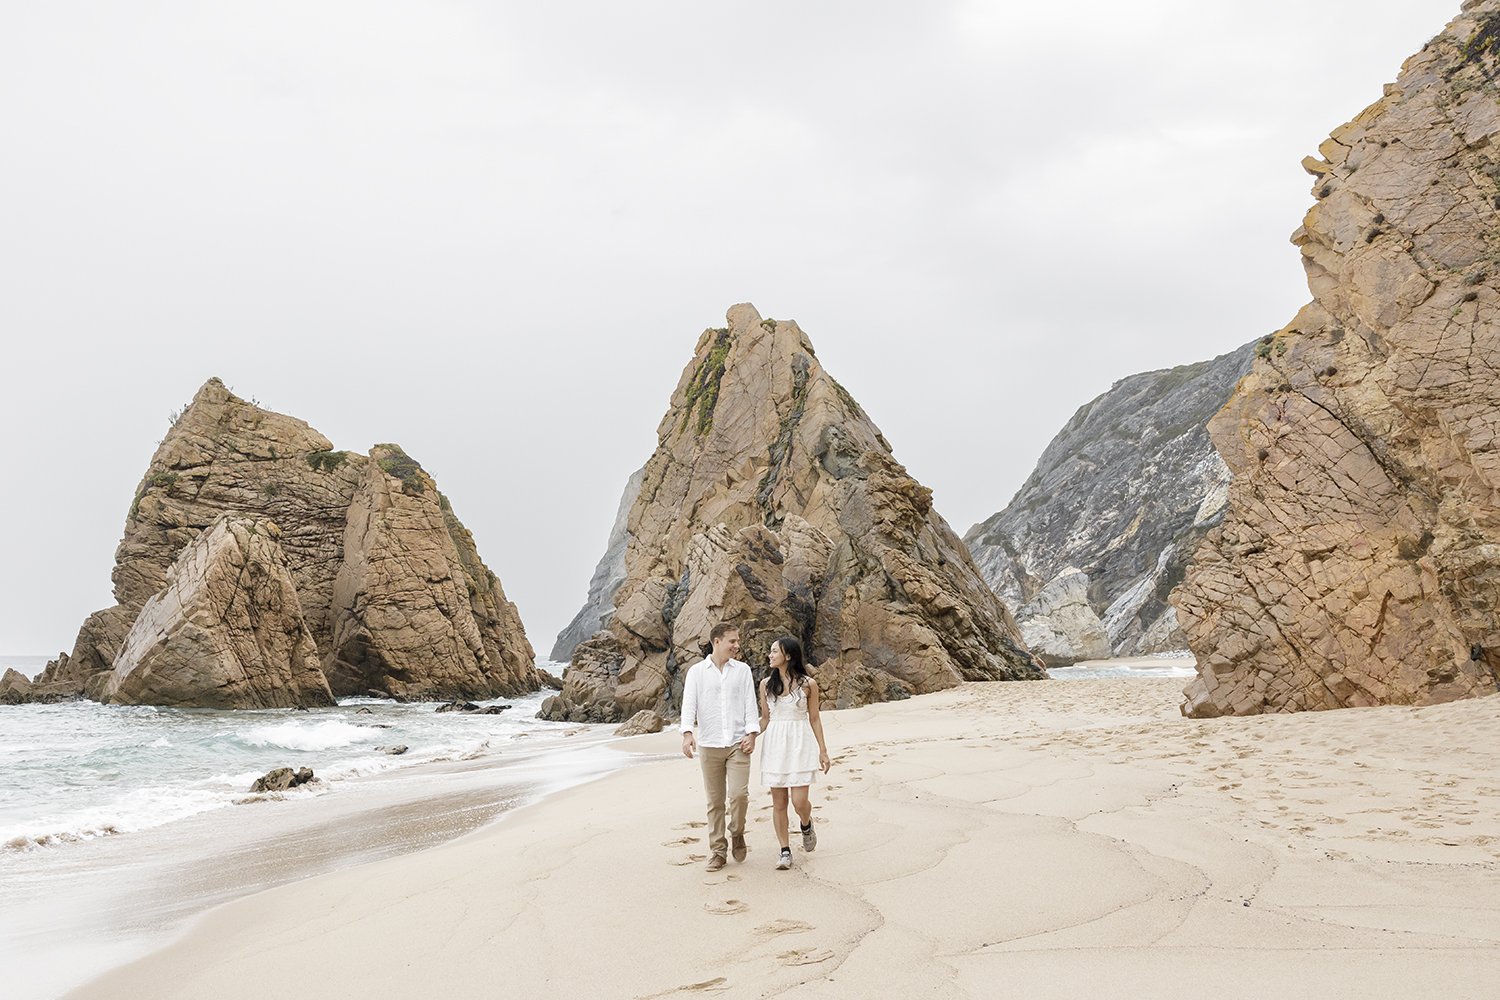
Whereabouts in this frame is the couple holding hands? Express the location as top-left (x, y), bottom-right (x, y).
top-left (679, 623), bottom-right (830, 872)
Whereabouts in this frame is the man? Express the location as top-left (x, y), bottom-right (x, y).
top-left (680, 622), bottom-right (759, 872)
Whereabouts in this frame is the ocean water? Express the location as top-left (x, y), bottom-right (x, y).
top-left (1046, 653), bottom-right (1197, 681)
top-left (0, 689), bottom-right (582, 852)
top-left (0, 659), bottom-right (646, 1000)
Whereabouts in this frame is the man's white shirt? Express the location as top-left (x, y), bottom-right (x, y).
top-left (680, 657), bottom-right (760, 747)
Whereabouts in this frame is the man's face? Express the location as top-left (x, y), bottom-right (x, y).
top-left (715, 630), bottom-right (741, 658)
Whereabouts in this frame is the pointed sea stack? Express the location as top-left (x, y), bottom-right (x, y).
top-left (25, 379), bottom-right (536, 707)
top-left (1173, 3), bottom-right (1500, 716)
top-left (543, 304), bottom-right (1042, 723)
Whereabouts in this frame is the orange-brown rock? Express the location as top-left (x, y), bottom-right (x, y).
top-left (543, 304), bottom-right (1042, 723)
top-left (26, 379), bottom-right (536, 706)
top-left (324, 445), bottom-right (536, 701)
top-left (101, 515), bottom-right (334, 709)
top-left (1173, 3), bottom-right (1500, 717)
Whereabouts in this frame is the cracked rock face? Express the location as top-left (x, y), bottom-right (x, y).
top-left (101, 515), bottom-right (334, 709)
top-left (543, 304), bottom-right (1042, 723)
top-left (25, 379), bottom-right (536, 706)
top-left (1173, 3), bottom-right (1500, 717)
top-left (964, 343), bottom-right (1255, 664)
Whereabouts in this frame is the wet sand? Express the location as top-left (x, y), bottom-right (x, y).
top-left (5, 730), bottom-right (632, 1000)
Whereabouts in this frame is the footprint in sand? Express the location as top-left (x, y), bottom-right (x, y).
top-left (756, 919), bottom-right (814, 936)
top-left (705, 899), bottom-right (749, 915)
top-left (778, 948), bottom-right (834, 966)
top-left (663, 837), bottom-right (701, 846)
top-left (638, 976), bottom-right (729, 997)
top-left (674, 821), bottom-right (707, 830)
top-left (671, 854), bottom-right (707, 866)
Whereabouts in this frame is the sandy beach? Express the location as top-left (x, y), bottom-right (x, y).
top-left (70, 678), bottom-right (1500, 1000)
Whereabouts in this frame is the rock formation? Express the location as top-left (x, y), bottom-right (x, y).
top-left (0, 669), bottom-right (34, 705)
top-left (24, 379), bottom-right (536, 707)
top-left (549, 466), bottom-right (645, 662)
top-left (543, 304), bottom-right (1042, 723)
top-left (248, 767), bottom-right (316, 793)
top-left (614, 710), bottom-right (665, 736)
top-left (1174, 2), bottom-right (1500, 716)
top-left (100, 515), bottom-right (334, 709)
top-left (964, 343), bottom-right (1255, 664)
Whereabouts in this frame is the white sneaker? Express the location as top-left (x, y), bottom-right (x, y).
top-left (775, 848), bottom-right (793, 870)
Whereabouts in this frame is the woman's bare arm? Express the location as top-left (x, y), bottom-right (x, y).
top-left (758, 677), bottom-right (771, 734)
top-left (807, 679), bottom-right (831, 772)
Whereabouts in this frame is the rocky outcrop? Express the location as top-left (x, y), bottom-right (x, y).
top-left (964, 343), bottom-right (1256, 664)
top-left (544, 304), bottom-right (1043, 722)
top-left (549, 465), bottom-right (645, 662)
top-left (324, 445), bottom-right (536, 701)
top-left (100, 515), bottom-right (334, 709)
top-left (248, 767), bottom-right (316, 793)
top-left (23, 379), bottom-right (536, 707)
top-left (0, 669), bottom-right (33, 705)
top-left (1174, 2), bottom-right (1500, 717)
top-left (614, 710), bottom-right (665, 736)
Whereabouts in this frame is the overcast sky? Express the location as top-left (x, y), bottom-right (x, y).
top-left (1, 1), bottom-right (1460, 658)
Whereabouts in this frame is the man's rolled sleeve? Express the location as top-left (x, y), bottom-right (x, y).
top-left (742, 668), bottom-right (761, 736)
top-left (680, 664), bottom-right (698, 735)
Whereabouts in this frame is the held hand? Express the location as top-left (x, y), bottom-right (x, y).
top-left (740, 733), bottom-right (757, 754)
top-left (681, 733), bottom-right (696, 759)
top-left (819, 750), bottom-right (831, 774)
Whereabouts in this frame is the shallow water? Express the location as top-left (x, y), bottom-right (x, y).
top-left (0, 660), bottom-right (645, 1000)
top-left (1047, 654), bottom-right (1196, 681)
top-left (0, 690), bottom-right (575, 852)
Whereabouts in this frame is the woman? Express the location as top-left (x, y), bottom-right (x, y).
top-left (757, 635), bottom-right (831, 870)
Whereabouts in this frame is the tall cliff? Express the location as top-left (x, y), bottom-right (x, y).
top-left (964, 343), bottom-right (1256, 664)
top-left (543, 304), bottom-right (1043, 722)
top-left (1173, 1), bottom-right (1500, 717)
top-left (26, 379), bottom-right (536, 706)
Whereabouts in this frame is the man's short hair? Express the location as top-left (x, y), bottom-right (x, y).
top-left (709, 622), bottom-right (739, 644)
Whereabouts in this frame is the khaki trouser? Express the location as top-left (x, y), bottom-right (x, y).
top-left (698, 744), bottom-right (750, 859)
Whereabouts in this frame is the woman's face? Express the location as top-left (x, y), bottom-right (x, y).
top-left (769, 641), bottom-right (786, 669)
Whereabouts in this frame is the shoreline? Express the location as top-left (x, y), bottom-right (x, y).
top-left (2, 721), bottom-right (642, 1000)
top-left (66, 678), bottom-right (1500, 1000)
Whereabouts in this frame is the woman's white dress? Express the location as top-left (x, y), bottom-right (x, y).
top-left (760, 685), bottom-right (820, 788)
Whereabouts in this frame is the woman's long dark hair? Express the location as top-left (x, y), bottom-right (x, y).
top-left (765, 635), bottom-right (809, 699)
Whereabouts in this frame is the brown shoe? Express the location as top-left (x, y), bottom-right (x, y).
top-left (706, 854), bottom-right (727, 872)
top-left (731, 833), bottom-right (747, 862)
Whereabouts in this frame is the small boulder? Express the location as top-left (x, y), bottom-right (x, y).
top-left (537, 668), bottom-right (565, 691)
top-left (1, 668), bottom-right (32, 705)
top-left (377, 745), bottom-right (409, 755)
top-left (355, 707), bottom-right (374, 715)
top-left (249, 766), bottom-right (316, 793)
top-left (435, 701), bottom-right (511, 714)
top-left (614, 710), bottom-right (665, 736)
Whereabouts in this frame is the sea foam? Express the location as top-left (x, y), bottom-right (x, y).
top-left (242, 719), bottom-right (384, 753)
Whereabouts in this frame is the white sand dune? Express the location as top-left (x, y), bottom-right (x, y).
top-left (71, 679), bottom-right (1500, 999)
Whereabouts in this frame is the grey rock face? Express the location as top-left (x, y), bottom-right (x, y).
top-left (1016, 570), bottom-right (1111, 666)
top-left (964, 342), bottom-right (1255, 663)
top-left (549, 465), bottom-right (645, 662)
